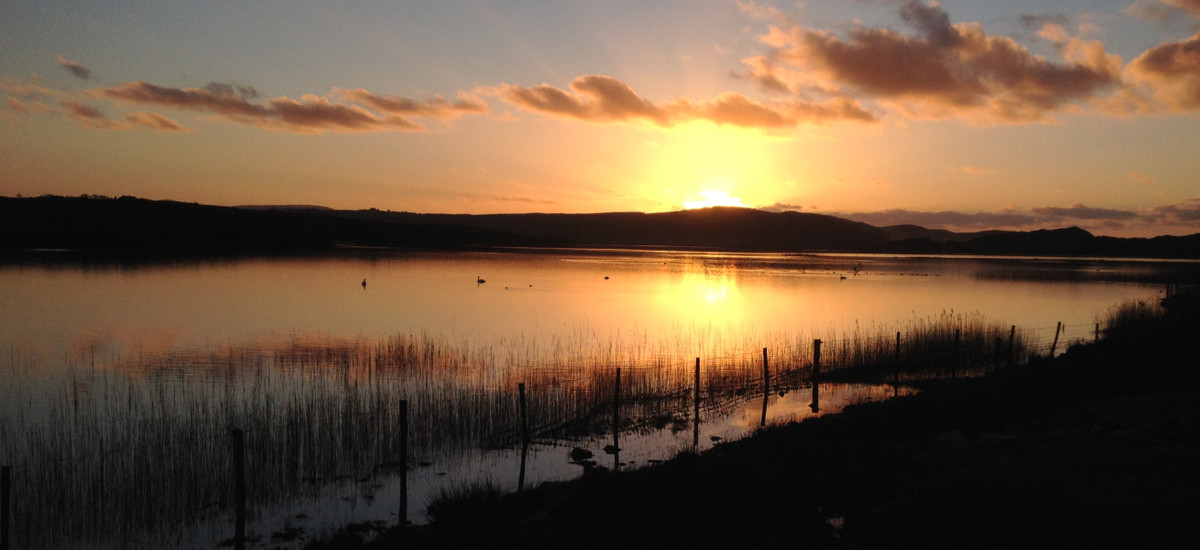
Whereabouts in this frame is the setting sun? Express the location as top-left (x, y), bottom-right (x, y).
top-left (683, 189), bottom-right (750, 209)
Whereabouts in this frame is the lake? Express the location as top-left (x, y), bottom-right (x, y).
top-left (0, 249), bottom-right (1191, 548)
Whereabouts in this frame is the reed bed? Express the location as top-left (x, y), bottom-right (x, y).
top-left (0, 312), bottom-right (1071, 548)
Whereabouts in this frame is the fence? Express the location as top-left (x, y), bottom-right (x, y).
top-left (0, 316), bottom-right (1115, 549)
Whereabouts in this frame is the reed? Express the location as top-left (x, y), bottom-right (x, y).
top-left (0, 313), bottom-right (1051, 548)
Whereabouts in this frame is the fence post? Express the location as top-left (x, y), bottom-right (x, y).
top-left (2, 465), bottom-right (10, 550)
top-left (518, 383), bottom-right (529, 448)
top-left (894, 331), bottom-right (901, 394)
top-left (399, 399), bottom-right (408, 527)
top-left (760, 348), bottom-right (769, 428)
top-left (951, 328), bottom-right (961, 378)
top-left (1050, 322), bottom-right (1062, 357)
top-left (518, 384), bottom-right (528, 492)
top-left (693, 358), bottom-right (700, 449)
top-left (1008, 325), bottom-right (1016, 367)
top-left (612, 368), bottom-right (622, 470)
top-left (810, 340), bottom-right (822, 413)
top-left (231, 428), bottom-right (246, 550)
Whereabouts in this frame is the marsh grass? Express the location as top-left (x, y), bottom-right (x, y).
top-left (0, 312), bottom-right (1063, 548)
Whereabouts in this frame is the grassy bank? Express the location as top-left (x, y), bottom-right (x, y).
top-left (309, 292), bottom-right (1200, 549)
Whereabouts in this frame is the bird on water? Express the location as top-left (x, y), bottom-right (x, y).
top-left (361, 278), bottom-right (367, 289)
top-left (477, 276), bottom-right (486, 285)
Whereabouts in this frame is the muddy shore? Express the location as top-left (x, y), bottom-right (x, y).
top-left (307, 302), bottom-right (1200, 549)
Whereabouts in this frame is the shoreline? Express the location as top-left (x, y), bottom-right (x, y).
top-left (306, 295), bottom-right (1200, 549)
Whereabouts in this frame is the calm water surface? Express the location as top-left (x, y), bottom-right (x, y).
top-left (0, 249), bottom-right (1189, 548)
top-left (1, 249), bottom-right (1175, 369)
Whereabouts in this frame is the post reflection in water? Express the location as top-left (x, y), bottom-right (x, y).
top-left (0, 249), bottom-right (1187, 549)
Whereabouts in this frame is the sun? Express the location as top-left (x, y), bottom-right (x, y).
top-left (645, 122), bottom-right (780, 211)
top-left (683, 189), bottom-right (750, 209)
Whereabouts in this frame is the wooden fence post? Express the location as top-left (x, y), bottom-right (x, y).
top-left (518, 383), bottom-right (529, 448)
top-left (518, 384), bottom-right (528, 492)
top-left (399, 400), bottom-right (408, 527)
top-left (693, 358), bottom-right (700, 449)
top-left (231, 428), bottom-right (246, 550)
top-left (894, 331), bottom-right (901, 394)
top-left (760, 348), bottom-right (769, 428)
top-left (1008, 325), bottom-right (1016, 367)
top-left (810, 340), bottom-right (822, 413)
top-left (812, 339), bottom-right (822, 381)
top-left (951, 328), bottom-right (961, 378)
top-left (612, 368), bottom-right (622, 470)
top-left (2, 465), bottom-right (10, 550)
top-left (1050, 322), bottom-right (1062, 357)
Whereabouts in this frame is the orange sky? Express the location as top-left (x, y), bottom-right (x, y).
top-left (2, 0), bottom-right (1199, 237)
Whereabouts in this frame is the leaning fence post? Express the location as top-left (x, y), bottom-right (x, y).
top-left (693, 358), bottom-right (701, 449)
top-left (760, 348), bottom-right (769, 428)
top-left (1050, 321), bottom-right (1062, 357)
top-left (398, 399), bottom-right (409, 527)
top-left (231, 428), bottom-right (246, 550)
top-left (2, 465), bottom-right (10, 550)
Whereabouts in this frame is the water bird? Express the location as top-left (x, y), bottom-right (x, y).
top-left (476, 276), bottom-right (486, 285)
top-left (569, 447), bottom-right (594, 461)
top-left (604, 276), bottom-right (609, 280)
top-left (361, 278), bottom-right (367, 289)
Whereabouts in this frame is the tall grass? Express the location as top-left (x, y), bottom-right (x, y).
top-left (0, 312), bottom-right (1046, 548)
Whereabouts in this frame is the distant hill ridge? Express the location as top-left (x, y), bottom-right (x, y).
top-left (2, 195), bottom-right (1198, 259)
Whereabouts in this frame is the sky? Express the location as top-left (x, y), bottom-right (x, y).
top-left (2, 0), bottom-right (1199, 238)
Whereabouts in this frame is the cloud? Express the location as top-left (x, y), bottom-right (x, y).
top-left (93, 81), bottom-right (428, 134)
top-left (1, 76), bottom-right (58, 99)
top-left (744, 0), bottom-right (1123, 123)
top-left (60, 99), bottom-right (122, 129)
top-left (1126, 32), bottom-right (1200, 110)
top-left (832, 200), bottom-right (1200, 235)
top-left (336, 88), bottom-right (489, 118)
top-left (58, 98), bottom-right (188, 132)
top-left (1126, 171), bottom-right (1157, 185)
top-left (952, 165), bottom-right (995, 175)
top-left (6, 97), bottom-right (53, 114)
top-left (125, 111), bottom-right (190, 132)
top-left (1030, 203), bottom-right (1138, 221)
top-left (492, 74), bottom-right (875, 128)
top-left (56, 56), bottom-right (91, 80)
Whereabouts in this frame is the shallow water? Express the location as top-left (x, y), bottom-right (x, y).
top-left (0, 249), bottom-right (1190, 548)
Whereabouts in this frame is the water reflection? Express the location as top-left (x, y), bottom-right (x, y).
top-left (0, 249), bottom-right (1190, 548)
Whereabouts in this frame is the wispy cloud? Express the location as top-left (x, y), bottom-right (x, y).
top-left (89, 81), bottom-right (499, 134)
top-left (59, 99), bottom-right (189, 132)
top-left (490, 74), bottom-right (875, 128)
top-left (829, 199), bottom-right (1200, 236)
top-left (93, 81), bottom-right (427, 134)
top-left (56, 55), bottom-right (91, 80)
top-left (336, 88), bottom-right (489, 118)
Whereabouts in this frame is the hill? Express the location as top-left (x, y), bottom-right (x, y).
top-left (2, 195), bottom-right (1198, 259)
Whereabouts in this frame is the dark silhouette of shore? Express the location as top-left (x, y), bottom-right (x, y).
top-left (307, 291), bottom-right (1200, 549)
top-left (4, 195), bottom-right (1199, 260)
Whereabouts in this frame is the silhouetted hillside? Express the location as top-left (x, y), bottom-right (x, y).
top-left (0, 195), bottom-right (539, 257)
top-left (2, 195), bottom-right (1198, 259)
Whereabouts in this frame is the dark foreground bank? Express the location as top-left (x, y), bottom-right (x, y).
top-left (307, 296), bottom-right (1200, 549)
